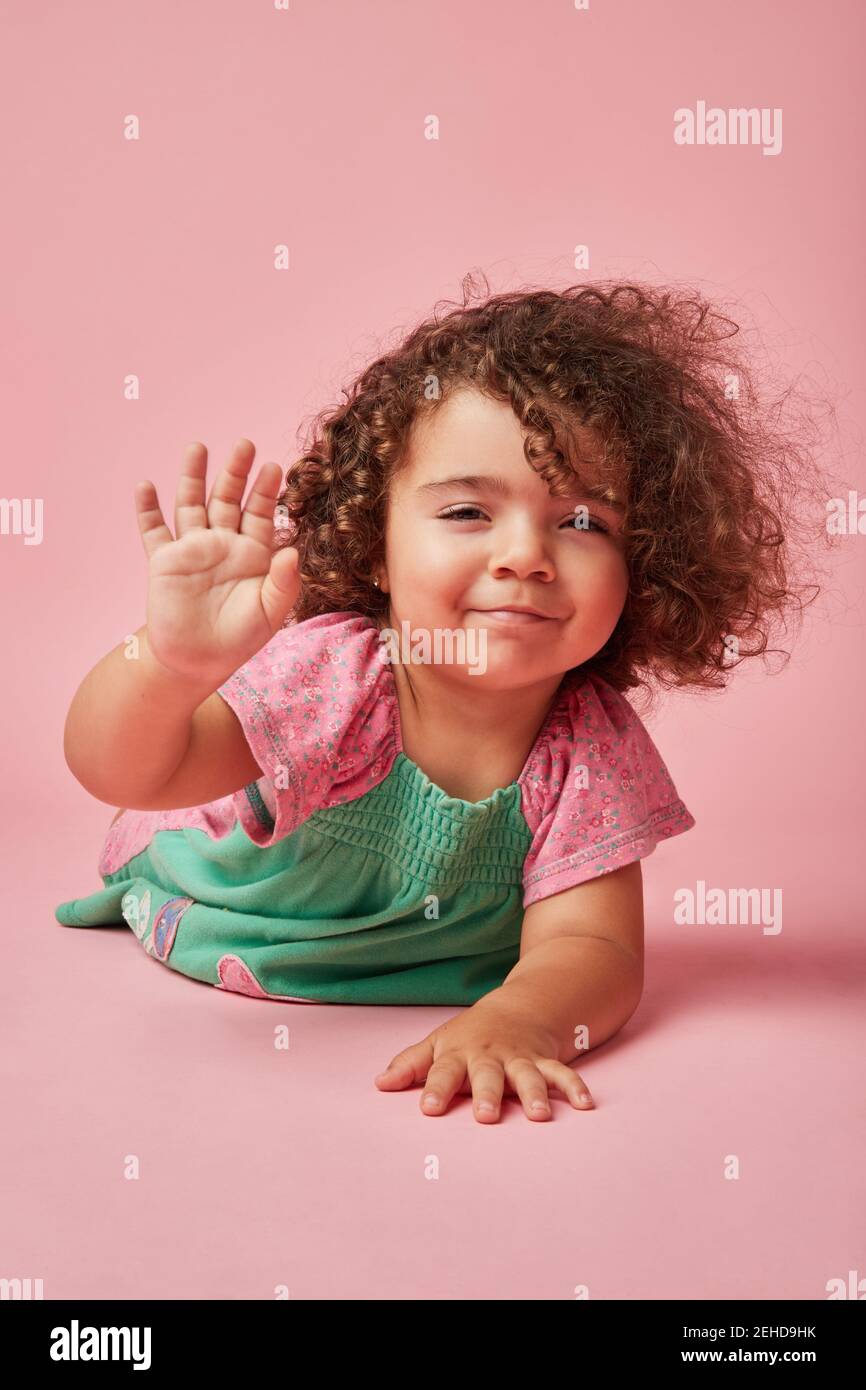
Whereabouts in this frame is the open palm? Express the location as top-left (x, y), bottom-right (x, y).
top-left (135, 439), bottom-right (300, 686)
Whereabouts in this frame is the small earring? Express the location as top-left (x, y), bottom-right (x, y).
top-left (372, 576), bottom-right (380, 588)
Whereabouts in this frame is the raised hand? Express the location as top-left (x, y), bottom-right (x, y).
top-left (134, 439), bottom-right (300, 686)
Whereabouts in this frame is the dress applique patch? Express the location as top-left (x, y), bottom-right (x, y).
top-left (150, 896), bottom-right (196, 961)
top-left (121, 889), bottom-right (151, 940)
top-left (215, 953), bottom-right (317, 1004)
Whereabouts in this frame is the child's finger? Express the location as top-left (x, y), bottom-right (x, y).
top-left (173, 441), bottom-right (209, 538)
top-left (134, 480), bottom-right (175, 559)
top-left (239, 461), bottom-right (285, 547)
top-left (204, 438), bottom-right (257, 531)
top-left (504, 1057), bottom-right (554, 1120)
top-left (374, 1038), bottom-right (434, 1089)
top-left (259, 546), bottom-right (301, 634)
top-left (535, 1058), bottom-right (595, 1108)
top-left (465, 1057), bottom-right (506, 1121)
top-left (419, 1054), bottom-right (466, 1115)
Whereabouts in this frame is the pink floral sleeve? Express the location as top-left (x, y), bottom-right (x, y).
top-left (216, 611), bottom-right (401, 847)
top-left (521, 673), bottom-right (696, 908)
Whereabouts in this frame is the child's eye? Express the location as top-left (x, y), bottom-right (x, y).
top-left (562, 514), bottom-right (609, 534)
top-left (438, 506), bottom-right (487, 522)
top-left (438, 505), bottom-right (609, 533)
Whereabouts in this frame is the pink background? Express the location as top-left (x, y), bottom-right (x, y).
top-left (2, 0), bottom-right (864, 1299)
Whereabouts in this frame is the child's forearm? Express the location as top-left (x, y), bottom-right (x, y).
top-left (489, 935), bottom-right (644, 1063)
top-left (63, 623), bottom-right (217, 807)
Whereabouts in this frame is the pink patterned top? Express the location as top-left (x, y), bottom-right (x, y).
top-left (99, 611), bottom-right (695, 905)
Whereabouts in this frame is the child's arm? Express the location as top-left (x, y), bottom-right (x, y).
top-left (374, 861), bottom-right (645, 1121)
top-left (63, 622), bottom-right (263, 810)
top-left (493, 859), bottom-right (645, 1059)
top-left (63, 439), bottom-right (301, 812)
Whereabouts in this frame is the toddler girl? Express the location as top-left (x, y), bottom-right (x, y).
top-left (56, 277), bottom-right (826, 1123)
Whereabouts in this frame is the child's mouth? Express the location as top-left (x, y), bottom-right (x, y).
top-left (468, 609), bottom-right (554, 627)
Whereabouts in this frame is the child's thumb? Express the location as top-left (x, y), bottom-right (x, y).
top-left (260, 546), bottom-right (301, 632)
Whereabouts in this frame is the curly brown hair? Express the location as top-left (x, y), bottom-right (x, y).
top-left (274, 271), bottom-right (841, 713)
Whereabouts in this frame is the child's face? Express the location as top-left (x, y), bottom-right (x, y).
top-left (377, 387), bottom-right (630, 687)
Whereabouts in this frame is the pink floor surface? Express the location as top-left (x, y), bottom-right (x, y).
top-left (4, 804), bottom-right (863, 1301)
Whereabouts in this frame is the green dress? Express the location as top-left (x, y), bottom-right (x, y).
top-left (55, 612), bottom-right (696, 1006)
